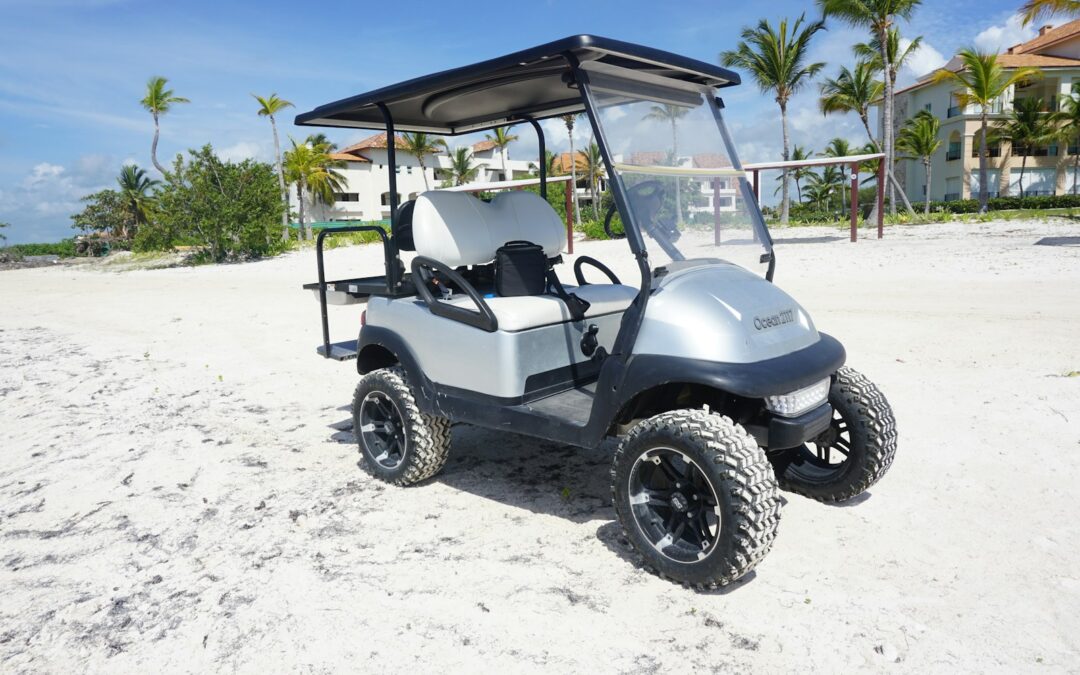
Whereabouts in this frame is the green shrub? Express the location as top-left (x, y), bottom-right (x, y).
top-left (4, 239), bottom-right (78, 257)
top-left (580, 219), bottom-right (621, 240)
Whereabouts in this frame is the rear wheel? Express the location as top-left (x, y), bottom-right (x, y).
top-left (777, 366), bottom-right (897, 502)
top-left (611, 409), bottom-right (781, 589)
top-left (352, 367), bottom-right (451, 486)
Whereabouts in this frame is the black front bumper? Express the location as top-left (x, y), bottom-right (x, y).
top-left (747, 402), bottom-right (833, 450)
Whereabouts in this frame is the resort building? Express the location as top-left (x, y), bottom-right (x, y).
top-left (298, 133), bottom-right (534, 222)
top-left (890, 20), bottom-right (1080, 201)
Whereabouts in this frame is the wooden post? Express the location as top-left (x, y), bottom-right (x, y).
top-left (564, 178), bottom-right (574, 254)
top-left (712, 178), bottom-right (722, 245)
top-left (876, 156), bottom-right (886, 239)
top-left (752, 169), bottom-right (761, 205)
top-left (850, 162), bottom-right (859, 243)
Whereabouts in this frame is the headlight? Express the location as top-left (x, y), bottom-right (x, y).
top-left (765, 378), bottom-right (830, 417)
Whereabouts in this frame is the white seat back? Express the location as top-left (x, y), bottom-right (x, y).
top-left (411, 191), bottom-right (564, 267)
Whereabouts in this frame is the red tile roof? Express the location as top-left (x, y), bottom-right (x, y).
top-left (471, 139), bottom-right (498, 152)
top-left (1011, 19), bottom-right (1080, 54)
top-left (692, 153), bottom-right (731, 168)
top-left (339, 132), bottom-right (410, 153)
top-left (328, 152), bottom-right (370, 163)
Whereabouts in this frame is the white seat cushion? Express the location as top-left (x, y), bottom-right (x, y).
top-left (412, 190), bottom-right (565, 267)
top-left (444, 283), bottom-right (638, 332)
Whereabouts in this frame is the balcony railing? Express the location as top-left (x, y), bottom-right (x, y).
top-left (1018, 189), bottom-right (1054, 196)
top-left (946, 149), bottom-right (962, 161)
top-left (972, 146), bottom-right (1002, 158)
top-left (947, 106), bottom-right (962, 118)
top-left (970, 191), bottom-right (1000, 198)
top-left (943, 193), bottom-right (961, 202)
top-left (1015, 95), bottom-right (1060, 112)
top-left (1015, 145), bottom-right (1059, 157)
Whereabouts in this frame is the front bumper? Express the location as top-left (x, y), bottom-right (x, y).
top-left (747, 402), bottom-right (833, 450)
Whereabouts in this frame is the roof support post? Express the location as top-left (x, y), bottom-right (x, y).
top-left (564, 173), bottom-right (574, 254)
top-left (525, 117), bottom-right (547, 200)
top-left (713, 178), bottom-right (722, 246)
top-left (876, 155), bottom-right (886, 240)
top-left (375, 101), bottom-right (401, 289)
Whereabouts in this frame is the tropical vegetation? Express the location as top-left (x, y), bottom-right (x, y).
top-left (140, 76), bottom-right (189, 175)
top-left (895, 111), bottom-right (942, 213)
top-left (283, 137), bottom-right (346, 240)
top-left (721, 14), bottom-right (827, 224)
top-left (253, 93), bottom-right (294, 240)
top-left (931, 48), bottom-right (1041, 212)
top-left (993, 96), bottom-right (1056, 197)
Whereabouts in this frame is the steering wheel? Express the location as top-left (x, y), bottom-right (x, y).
top-left (603, 180), bottom-right (681, 243)
top-left (573, 256), bottom-right (621, 286)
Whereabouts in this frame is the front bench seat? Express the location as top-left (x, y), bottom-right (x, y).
top-left (411, 190), bottom-right (638, 331)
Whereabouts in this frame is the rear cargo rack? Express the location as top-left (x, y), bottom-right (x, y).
top-left (309, 225), bottom-right (406, 361)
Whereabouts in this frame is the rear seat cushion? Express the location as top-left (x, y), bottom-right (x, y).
top-left (445, 283), bottom-right (638, 332)
top-left (412, 190), bottom-right (565, 267)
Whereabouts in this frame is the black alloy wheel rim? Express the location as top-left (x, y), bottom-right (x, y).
top-left (628, 448), bottom-right (721, 564)
top-left (799, 409), bottom-right (851, 471)
top-left (359, 391), bottom-right (407, 470)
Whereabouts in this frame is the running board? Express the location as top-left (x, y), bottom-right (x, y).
top-left (317, 340), bottom-right (359, 361)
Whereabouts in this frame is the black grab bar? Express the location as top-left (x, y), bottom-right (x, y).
top-left (315, 225), bottom-right (394, 358)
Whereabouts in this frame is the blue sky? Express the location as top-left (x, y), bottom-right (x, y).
top-left (0, 0), bottom-right (1052, 243)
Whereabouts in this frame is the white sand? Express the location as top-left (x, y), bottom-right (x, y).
top-left (1, 221), bottom-right (1078, 672)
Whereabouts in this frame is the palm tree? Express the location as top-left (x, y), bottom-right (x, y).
top-left (775, 146), bottom-right (815, 202)
top-left (642, 103), bottom-right (691, 223)
top-left (561, 114), bottom-right (583, 225)
top-left (446, 146), bottom-right (479, 186)
top-left (305, 133), bottom-right (337, 151)
top-left (0, 221), bottom-right (9, 245)
top-left (994, 96), bottom-right (1055, 198)
top-left (400, 132), bottom-right (444, 191)
top-left (820, 138), bottom-right (857, 216)
top-left (253, 93), bottom-right (294, 240)
top-left (820, 61), bottom-right (884, 146)
top-left (116, 164), bottom-right (160, 238)
top-left (528, 150), bottom-right (561, 177)
top-left (895, 111), bottom-right (942, 213)
top-left (1020, 0), bottom-right (1080, 25)
top-left (818, 0), bottom-right (923, 216)
top-left (283, 138), bottom-right (347, 240)
top-left (932, 48), bottom-right (1041, 212)
top-left (721, 14), bottom-right (826, 224)
top-left (139, 76), bottom-right (189, 176)
top-left (1052, 92), bottom-right (1080, 194)
top-left (485, 127), bottom-right (519, 180)
top-left (804, 167), bottom-right (844, 211)
top-left (580, 142), bottom-right (605, 219)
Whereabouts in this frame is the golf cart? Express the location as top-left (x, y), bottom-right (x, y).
top-left (297, 36), bottom-right (897, 588)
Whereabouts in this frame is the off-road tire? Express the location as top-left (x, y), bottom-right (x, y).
top-left (352, 367), bottom-right (451, 486)
top-left (778, 366), bottom-right (897, 502)
top-left (611, 409), bottom-right (781, 589)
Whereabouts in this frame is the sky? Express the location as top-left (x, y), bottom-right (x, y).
top-left (0, 0), bottom-right (1060, 244)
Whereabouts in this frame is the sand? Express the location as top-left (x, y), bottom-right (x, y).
top-left (1, 220), bottom-right (1078, 672)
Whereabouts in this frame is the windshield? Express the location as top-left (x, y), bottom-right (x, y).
top-left (581, 63), bottom-right (773, 277)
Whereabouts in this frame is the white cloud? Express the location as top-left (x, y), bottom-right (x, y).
top-left (1, 155), bottom-right (117, 229)
top-left (973, 13), bottom-right (1066, 53)
top-left (218, 141), bottom-right (266, 163)
top-left (900, 38), bottom-right (947, 79)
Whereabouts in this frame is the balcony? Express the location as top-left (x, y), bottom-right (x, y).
top-left (946, 149), bottom-right (962, 161)
top-left (943, 193), bottom-right (961, 201)
top-left (947, 105), bottom-right (962, 118)
top-left (972, 146), bottom-right (1002, 158)
top-left (1015, 145), bottom-right (1059, 157)
top-left (1018, 189), bottom-right (1054, 196)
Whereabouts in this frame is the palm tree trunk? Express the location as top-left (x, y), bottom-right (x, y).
top-left (299, 178), bottom-right (308, 241)
top-left (779, 101), bottom-right (791, 225)
top-left (861, 113), bottom-right (878, 149)
top-left (501, 148), bottom-right (509, 182)
top-left (878, 28), bottom-right (895, 216)
top-left (979, 113), bottom-right (990, 213)
top-left (270, 115), bottom-right (289, 242)
top-left (923, 158), bottom-right (932, 215)
top-left (1020, 153), bottom-right (1028, 198)
top-left (1074, 147), bottom-right (1078, 195)
top-left (418, 155), bottom-right (430, 191)
top-left (671, 119), bottom-right (682, 225)
top-left (151, 113), bottom-right (166, 175)
top-left (839, 165), bottom-right (847, 218)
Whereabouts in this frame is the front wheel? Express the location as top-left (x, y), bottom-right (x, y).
top-left (611, 409), bottom-right (781, 589)
top-left (777, 366), bottom-right (897, 502)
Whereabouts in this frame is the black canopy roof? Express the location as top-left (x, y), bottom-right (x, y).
top-left (295, 35), bottom-right (740, 135)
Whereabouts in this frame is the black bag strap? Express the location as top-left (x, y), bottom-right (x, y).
top-left (545, 265), bottom-right (590, 322)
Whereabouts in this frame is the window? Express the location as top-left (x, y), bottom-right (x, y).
top-left (716, 197), bottom-right (733, 208)
top-left (380, 192), bottom-right (402, 206)
top-left (406, 166), bottom-right (413, 174)
top-left (334, 193), bottom-right (359, 202)
top-left (923, 103), bottom-right (932, 112)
